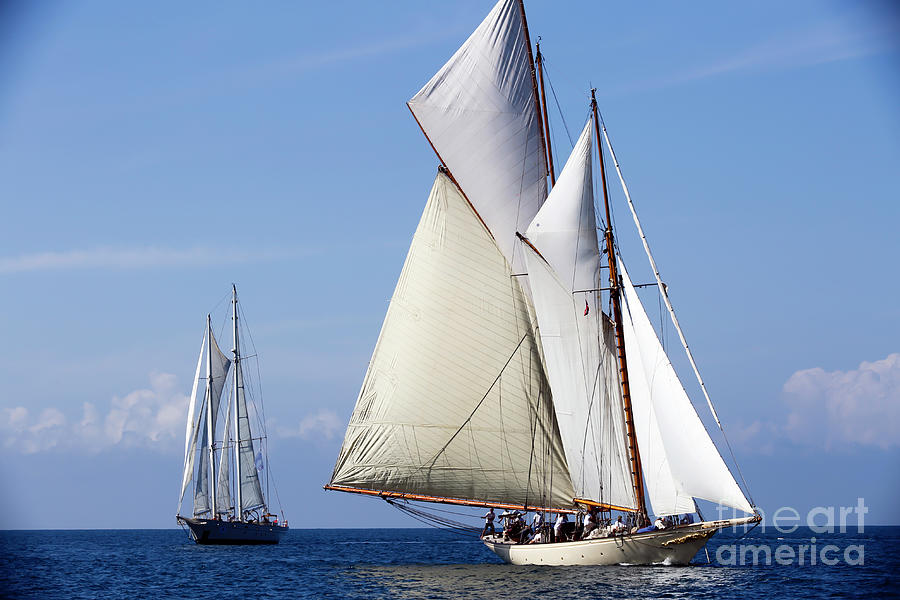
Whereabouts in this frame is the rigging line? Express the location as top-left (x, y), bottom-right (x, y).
top-left (542, 61), bottom-right (575, 147)
top-left (598, 113), bottom-right (755, 507)
top-left (422, 332), bottom-right (531, 471)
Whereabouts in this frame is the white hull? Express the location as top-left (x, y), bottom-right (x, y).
top-left (483, 518), bottom-right (753, 566)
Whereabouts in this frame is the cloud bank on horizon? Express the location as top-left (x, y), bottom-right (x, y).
top-left (4, 353), bottom-right (898, 457)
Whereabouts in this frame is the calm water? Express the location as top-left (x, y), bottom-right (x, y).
top-left (1, 526), bottom-right (896, 599)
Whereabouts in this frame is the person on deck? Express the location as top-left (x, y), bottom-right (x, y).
top-left (654, 516), bottom-right (667, 530)
top-left (482, 508), bottom-right (496, 537)
top-left (582, 511), bottom-right (597, 538)
top-left (554, 513), bottom-right (567, 542)
top-left (611, 515), bottom-right (625, 534)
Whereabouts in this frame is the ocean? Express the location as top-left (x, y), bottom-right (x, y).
top-left (1, 526), bottom-right (895, 599)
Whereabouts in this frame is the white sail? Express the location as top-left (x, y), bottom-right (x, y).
top-left (330, 172), bottom-right (574, 509)
top-left (618, 260), bottom-right (753, 515)
top-left (178, 330), bottom-right (206, 510)
top-left (215, 392), bottom-right (233, 515)
top-left (523, 121), bottom-right (635, 510)
top-left (235, 359), bottom-right (265, 513)
top-left (191, 329), bottom-right (232, 516)
top-left (408, 0), bottom-right (547, 270)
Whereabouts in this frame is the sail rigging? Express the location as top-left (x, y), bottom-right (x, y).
top-left (618, 260), bottom-right (754, 515)
top-left (328, 0), bottom-right (758, 545)
top-left (522, 120), bottom-right (635, 510)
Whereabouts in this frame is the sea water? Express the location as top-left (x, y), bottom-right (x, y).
top-left (1, 526), bottom-right (895, 598)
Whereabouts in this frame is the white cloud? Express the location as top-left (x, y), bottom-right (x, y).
top-left (0, 245), bottom-right (308, 274)
top-left (782, 353), bottom-right (900, 450)
top-left (0, 372), bottom-right (190, 454)
top-left (278, 409), bottom-right (343, 442)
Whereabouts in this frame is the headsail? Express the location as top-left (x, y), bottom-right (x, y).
top-left (408, 0), bottom-right (547, 270)
top-left (523, 121), bottom-right (636, 511)
top-left (329, 172), bottom-right (574, 509)
top-left (189, 328), bottom-right (232, 516)
top-left (179, 329), bottom-right (207, 510)
top-left (618, 259), bottom-right (753, 515)
top-left (215, 392), bottom-right (233, 515)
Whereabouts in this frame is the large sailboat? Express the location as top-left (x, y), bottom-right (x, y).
top-left (176, 286), bottom-right (288, 544)
top-left (326, 0), bottom-right (760, 565)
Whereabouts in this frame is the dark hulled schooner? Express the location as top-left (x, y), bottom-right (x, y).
top-left (176, 286), bottom-right (287, 544)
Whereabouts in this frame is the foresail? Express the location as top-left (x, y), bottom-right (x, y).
top-left (619, 260), bottom-right (754, 515)
top-left (330, 172), bottom-right (574, 509)
top-left (190, 328), bottom-right (231, 516)
top-left (179, 330), bottom-right (206, 510)
top-left (408, 0), bottom-right (547, 271)
top-left (522, 121), bottom-right (635, 510)
top-left (215, 392), bottom-right (233, 515)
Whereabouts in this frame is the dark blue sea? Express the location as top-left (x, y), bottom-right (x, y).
top-left (1, 526), bottom-right (896, 599)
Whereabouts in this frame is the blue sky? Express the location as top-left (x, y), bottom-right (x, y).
top-left (1, 0), bottom-right (898, 529)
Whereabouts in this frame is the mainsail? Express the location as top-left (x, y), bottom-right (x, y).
top-left (619, 260), bottom-right (753, 515)
top-left (408, 0), bottom-right (547, 271)
top-left (235, 357), bottom-right (265, 512)
top-left (523, 121), bottom-right (636, 511)
top-left (330, 172), bottom-right (574, 509)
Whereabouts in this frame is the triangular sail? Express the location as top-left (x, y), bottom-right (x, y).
top-left (408, 0), bottom-right (547, 271)
top-left (523, 121), bottom-right (636, 510)
top-left (190, 328), bottom-right (232, 516)
top-left (618, 259), bottom-right (753, 515)
top-left (330, 172), bottom-right (574, 509)
top-left (215, 392), bottom-right (233, 515)
top-left (179, 330), bottom-right (206, 510)
top-left (235, 358), bottom-right (265, 513)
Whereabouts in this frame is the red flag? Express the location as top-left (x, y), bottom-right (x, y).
top-left (584, 300), bottom-right (590, 316)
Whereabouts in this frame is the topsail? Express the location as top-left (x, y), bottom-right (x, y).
top-left (408, 0), bottom-right (547, 271)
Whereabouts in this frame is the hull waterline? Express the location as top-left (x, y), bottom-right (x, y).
top-left (483, 517), bottom-right (753, 566)
top-left (177, 516), bottom-right (287, 545)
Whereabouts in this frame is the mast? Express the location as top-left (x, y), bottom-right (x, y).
top-left (205, 314), bottom-right (217, 517)
top-left (516, 0), bottom-right (551, 185)
top-left (535, 42), bottom-right (556, 185)
top-left (231, 285), bottom-right (242, 520)
top-left (591, 89), bottom-right (647, 518)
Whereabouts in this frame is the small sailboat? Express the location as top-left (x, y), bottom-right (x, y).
top-left (176, 286), bottom-right (287, 544)
top-left (325, 0), bottom-right (760, 566)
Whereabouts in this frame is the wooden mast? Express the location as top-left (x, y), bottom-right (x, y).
top-left (536, 42), bottom-right (556, 185)
top-left (516, 0), bottom-right (552, 186)
top-left (591, 89), bottom-right (647, 519)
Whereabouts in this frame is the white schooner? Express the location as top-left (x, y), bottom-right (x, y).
top-left (326, 0), bottom-right (759, 565)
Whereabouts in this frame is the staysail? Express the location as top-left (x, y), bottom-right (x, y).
top-left (179, 329), bottom-right (207, 509)
top-left (190, 328), bottom-right (231, 516)
top-left (523, 120), bottom-right (636, 511)
top-left (215, 392), bottom-right (233, 515)
top-left (618, 260), bottom-right (753, 515)
top-left (408, 0), bottom-right (547, 271)
top-left (329, 172), bottom-right (574, 509)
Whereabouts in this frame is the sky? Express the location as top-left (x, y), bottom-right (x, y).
top-left (1, 0), bottom-right (898, 529)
